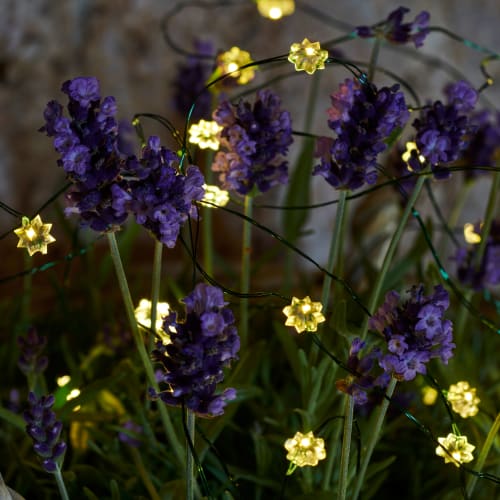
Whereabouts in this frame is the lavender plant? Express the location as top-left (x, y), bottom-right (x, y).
top-left (1, 2), bottom-right (500, 499)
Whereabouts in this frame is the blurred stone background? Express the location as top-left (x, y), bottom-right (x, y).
top-left (1, 0), bottom-right (499, 273)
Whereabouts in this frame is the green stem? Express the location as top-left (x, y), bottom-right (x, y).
top-left (310, 190), bottom-right (348, 365)
top-left (186, 410), bottom-right (196, 500)
top-left (367, 38), bottom-right (382, 81)
top-left (351, 378), bottom-right (397, 500)
top-left (149, 240), bottom-right (163, 351)
top-left (106, 233), bottom-right (185, 467)
top-left (203, 151), bottom-right (215, 278)
top-left (466, 412), bottom-right (500, 497)
top-left (361, 174), bottom-right (426, 339)
top-left (129, 447), bottom-right (161, 500)
top-left (321, 419), bottom-right (343, 490)
top-left (239, 196), bottom-right (253, 348)
top-left (338, 394), bottom-right (354, 500)
top-left (54, 465), bottom-right (70, 500)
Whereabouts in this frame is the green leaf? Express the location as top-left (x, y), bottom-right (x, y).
top-left (273, 321), bottom-right (302, 383)
top-left (282, 138), bottom-right (315, 242)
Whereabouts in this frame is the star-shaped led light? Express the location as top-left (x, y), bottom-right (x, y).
top-left (14, 215), bottom-right (56, 256)
top-left (283, 296), bottom-right (325, 333)
top-left (200, 184), bottom-right (230, 208)
top-left (134, 298), bottom-right (173, 344)
top-left (402, 141), bottom-right (425, 171)
top-left (288, 38), bottom-right (329, 75)
top-left (284, 431), bottom-right (326, 474)
top-left (216, 47), bottom-right (255, 85)
top-left (463, 223), bottom-right (482, 244)
top-left (446, 381), bottom-right (480, 418)
top-left (188, 120), bottom-right (223, 151)
top-left (436, 433), bottom-right (475, 467)
top-left (257, 0), bottom-right (295, 20)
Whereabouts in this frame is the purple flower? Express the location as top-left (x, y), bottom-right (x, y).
top-left (17, 327), bottom-right (48, 376)
top-left (113, 136), bottom-right (205, 247)
top-left (118, 420), bottom-right (143, 448)
top-left (410, 81), bottom-right (478, 179)
top-left (461, 110), bottom-right (500, 179)
top-left (314, 79), bottom-right (409, 191)
top-left (454, 219), bottom-right (500, 290)
top-left (23, 392), bottom-right (67, 473)
top-left (336, 338), bottom-right (388, 406)
top-left (370, 284), bottom-right (455, 381)
top-left (212, 89), bottom-right (293, 195)
top-left (356, 7), bottom-right (430, 48)
top-left (40, 76), bottom-right (129, 231)
top-left (151, 283), bottom-right (240, 417)
top-left (172, 39), bottom-right (215, 120)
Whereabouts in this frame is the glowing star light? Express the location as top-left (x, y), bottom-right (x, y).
top-left (134, 298), bottom-right (173, 344)
top-left (446, 381), bottom-right (480, 418)
top-left (288, 38), bottom-right (328, 75)
top-left (283, 296), bottom-right (325, 333)
top-left (421, 386), bottom-right (438, 406)
top-left (257, 0), bottom-right (295, 20)
top-left (14, 215), bottom-right (55, 256)
top-left (436, 433), bottom-right (475, 467)
top-left (200, 184), bottom-right (230, 207)
top-left (217, 47), bottom-right (255, 85)
top-left (188, 120), bottom-right (222, 151)
top-left (402, 141), bottom-right (425, 171)
top-left (464, 223), bottom-right (482, 244)
top-left (284, 431), bottom-right (326, 474)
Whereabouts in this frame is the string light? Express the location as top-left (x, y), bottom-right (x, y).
top-left (134, 298), bottom-right (173, 344)
top-left (14, 214), bottom-right (56, 256)
top-left (402, 141), bottom-right (425, 171)
top-left (282, 296), bottom-right (325, 333)
top-left (288, 38), bottom-right (328, 75)
top-left (188, 120), bottom-right (222, 150)
top-left (464, 223), bottom-right (482, 244)
top-left (256, 0), bottom-right (295, 20)
top-left (436, 433), bottom-right (475, 467)
top-left (216, 47), bottom-right (255, 84)
top-left (421, 386), bottom-right (438, 405)
top-left (284, 431), bottom-right (326, 474)
top-left (200, 184), bottom-right (230, 207)
top-left (446, 381), bottom-right (480, 418)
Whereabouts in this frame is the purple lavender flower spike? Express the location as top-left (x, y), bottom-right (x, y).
top-left (356, 7), bottom-right (430, 48)
top-left (151, 283), bottom-right (240, 417)
top-left (454, 219), bottom-right (500, 290)
top-left (314, 78), bottom-right (409, 191)
top-left (114, 136), bottom-right (205, 247)
top-left (410, 80), bottom-right (478, 179)
top-left (370, 284), bottom-right (455, 381)
top-left (40, 76), bottom-right (130, 231)
top-left (17, 327), bottom-right (48, 376)
top-left (24, 392), bottom-right (67, 473)
top-left (212, 89), bottom-right (293, 195)
top-left (118, 420), bottom-right (143, 448)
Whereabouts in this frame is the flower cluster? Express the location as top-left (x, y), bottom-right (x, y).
top-left (314, 78), bottom-right (409, 191)
top-left (462, 110), bottom-right (500, 178)
top-left (112, 136), bottom-right (205, 247)
top-left (336, 338), bottom-right (389, 405)
top-left (118, 420), bottom-right (143, 448)
top-left (23, 392), bottom-right (67, 473)
top-left (17, 327), bottom-right (48, 376)
top-left (212, 89), bottom-right (293, 195)
top-left (151, 283), bottom-right (240, 417)
top-left (369, 284), bottom-right (455, 381)
top-left (40, 77), bottom-right (129, 231)
top-left (454, 219), bottom-right (500, 290)
top-left (356, 7), bottom-right (430, 48)
top-left (409, 80), bottom-right (478, 179)
top-left (172, 39), bottom-right (215, 120)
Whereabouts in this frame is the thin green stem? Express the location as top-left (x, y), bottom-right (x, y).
top-left (149, 240), bottom-right (163, 352)
top-left (351, 378), bottom-right (397, 500)
top-left (53, 465), bottom-right (70, 500)
top-left (129, 447), bottom-right (161, 500)
top-left (466, 412), bottom-right (500, 497)
top-left (239, 196), bottom-right (253, 348)
top-left (186, 410), bottom-right (196, 500)
top-left (361, 174), bottom-right (426, 339)
top-left (203, 151), bottom-right (215, 278)
top-left (322, 420), bottom-right (343, 490)
top-left (368, 38), bottom-right (382, 81)
top-left (310, 190), bottom-right (348, 365)
top-left (106, 233), bottom-right (185, 467)
top-left (338, 395), bottom-right (354, 500)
